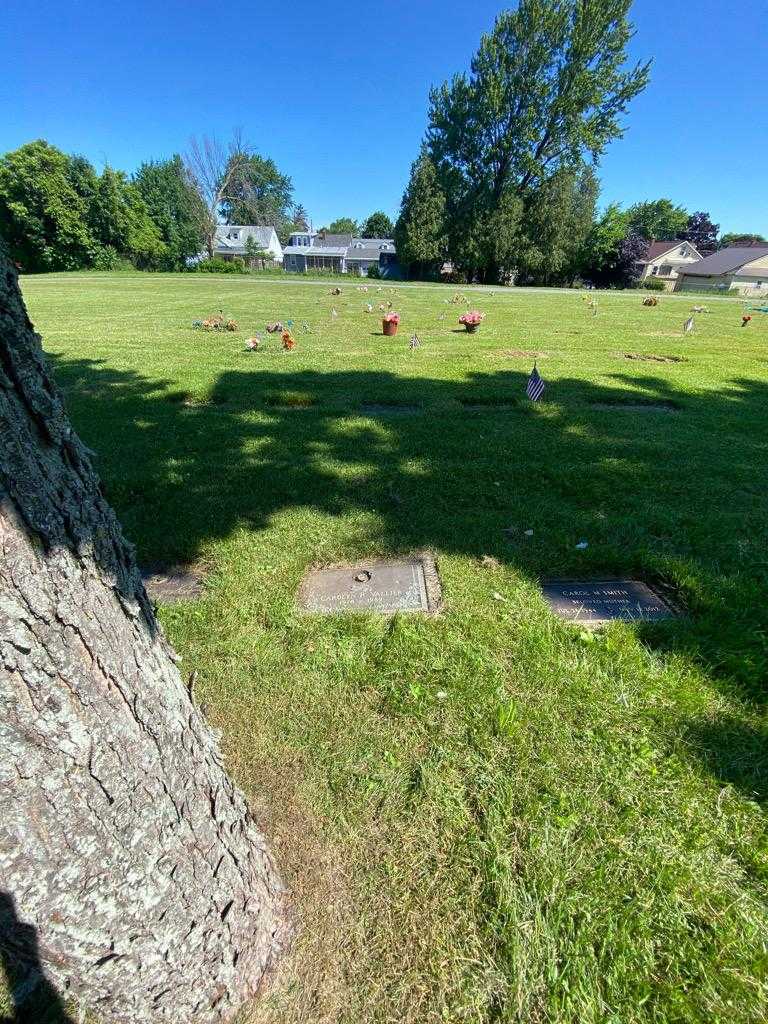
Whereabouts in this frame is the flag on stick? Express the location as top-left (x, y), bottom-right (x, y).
top-left (526, 364), bottom-right (545, 402)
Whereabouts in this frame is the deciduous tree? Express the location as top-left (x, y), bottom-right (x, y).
top-left (426, 0), bottom-right (650, 281)
top-left (678, 210), bottom-right (719, 252)
top-left (88, 166), bottom-right (167, 269)
top-left (626, 198), bottom-right (688, 241)
top-left (579, 202), bottom-right (632, 285)
top-left (0, 244), bottom-right (289, 1022)
top-left (133, 155), bottom-right (206, 268)
top-left (183, 133), bottom-right (256, 259)
top-left (0, 140), bottom-right (97, 272)
top-left (221, 153), bottom-right (294, 231)
top-left (360, 211), bottom-right (394, 238)
top-left (327, 217), bottom-right (359, 235)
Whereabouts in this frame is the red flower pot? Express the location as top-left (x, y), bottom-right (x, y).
top-left (383, 320), bottom-right (399, 337)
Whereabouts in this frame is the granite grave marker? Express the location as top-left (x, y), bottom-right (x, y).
top-left (541, 579), bottom-right (674, 625)
top-left (299, 556), bottom-right (441, 613)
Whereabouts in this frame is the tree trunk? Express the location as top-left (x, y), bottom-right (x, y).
top-left (0, 250), bottom-right (289, 1022)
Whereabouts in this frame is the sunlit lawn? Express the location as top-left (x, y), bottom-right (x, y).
top-left (20, 271), bottom-right (768, 1024)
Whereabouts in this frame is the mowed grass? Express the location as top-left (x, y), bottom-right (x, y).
top-left (21, 272), bottom-right (768, 1023)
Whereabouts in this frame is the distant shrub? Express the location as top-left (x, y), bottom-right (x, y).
top-left (91, 245), bottom-right (121, 270)
top-left (643, 276), bottom-right (666, 291)
top-left (440, 269), bottom-right (466, 284)
top-left (196, 257), bottom-right (248, 274)
top-left (366, 264), bottom-right (381, 279)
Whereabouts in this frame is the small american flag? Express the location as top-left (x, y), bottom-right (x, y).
top-left (526, 364), bottom-right (545, 402)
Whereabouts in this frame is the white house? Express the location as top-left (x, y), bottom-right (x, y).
top-left (213, 225), bottom-right (283, 263)
top-left (636, 240), bottom-right (703, 290)
top-left (281, 230), bottom-right (399, 277)
top-left (675, 246), bottom-right (768, 296)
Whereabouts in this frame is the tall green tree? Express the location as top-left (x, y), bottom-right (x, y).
top-left (221, 152), bottom-right (294, 229)
top-left (426, 0), bottom-right (650, 281)
top-left (88, 167), bottom-right (167, 269)
top-left (516, 165), bottom-right (599, 284)
top-left (133, 155), bottom-right (205, 268)
top-left (394, 148), bottom-right (447, 278)
top-left (0, 140), bottom-right (97, 272)
top-left (326, 217), bottom-right (359, 235)
top-left (578, 202), bottom-right (632, 285)
top-left (626, 198), bottom-right (688, 241)
top-left (360, 211), bottom-right (394, 238)
top-left (291, 203), bottom-right (310, 230)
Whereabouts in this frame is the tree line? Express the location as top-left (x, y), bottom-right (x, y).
top-left (0, 134), bottom-right (395, 274)
top-left (2, 2), bottom-right (763, 283)
top-left (394, 0), bottom-right (764, 286)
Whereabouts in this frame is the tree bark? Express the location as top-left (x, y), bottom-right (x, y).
top-left (0, 249), bottom-right (289, 1021)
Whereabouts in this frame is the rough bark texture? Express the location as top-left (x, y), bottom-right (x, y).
top-left (0, 249), bottom-right (289, 1022)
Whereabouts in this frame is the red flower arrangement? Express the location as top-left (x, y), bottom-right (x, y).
top-left (382, 311), bottom-right (400, 337)
top-left (459, 310), bottom-right (485, 332)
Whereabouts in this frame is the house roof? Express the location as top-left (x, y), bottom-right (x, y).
top-left (347, 242), bottom-right (395, 260)
top-left (347, 239), bottom-right (395, 260)
top-left (679, 246), bottom-right (768, 277)
top-left (283, 238), bottom-right (397, 261)
top-left (735, 265), bottom-right (768, 279)
top-left (282, 245), bottom-right (347, 257)
top-left (643, 240), bottom-right (686, 262)
top-left (346, 248), bottom-right (383, 261)
top-left (316, 233), bottom-right (353, 247)
top-left (214, 225), bottom-right (278, 253)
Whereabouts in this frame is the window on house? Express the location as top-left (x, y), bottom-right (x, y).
top-left (651, 266), bottom-right (658, 275)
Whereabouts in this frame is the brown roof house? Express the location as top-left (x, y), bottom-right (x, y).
top-left (675, 246), bottom-right (768, 297)
top-left (636, 240), bottom-right (703, 290)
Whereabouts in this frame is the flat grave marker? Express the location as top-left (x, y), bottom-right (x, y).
top-left (299, 556), bottom-right (441, 614)
top-left (589, 401), bottom-right (680, 414)
top-left (142, 568), bottom-right (205, 603)
top-left (360, 403), bottom-right (423, 417)
top-left (541, 579), bottom-right (675, 625)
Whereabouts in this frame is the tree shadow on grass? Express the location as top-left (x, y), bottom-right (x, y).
top-left (0, 893), bottom-right (73, 1024)
top-left (48, 353), bottom-right (768, 794)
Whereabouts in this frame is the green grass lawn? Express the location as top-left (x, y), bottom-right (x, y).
top-left (20, 271), bottom-right (768, 1023)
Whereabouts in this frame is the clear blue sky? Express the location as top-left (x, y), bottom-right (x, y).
top-left (2, 0), bottom-right (765, 235)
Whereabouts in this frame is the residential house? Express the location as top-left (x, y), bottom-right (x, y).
top-left (282, 231), bottom-right (400, 277)
top-left (636, 240), bottom-right (703, 290)
top-left (675, 246), bottom-right (768, 296)
top-left (213, 225), bottom-right (283, 264)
